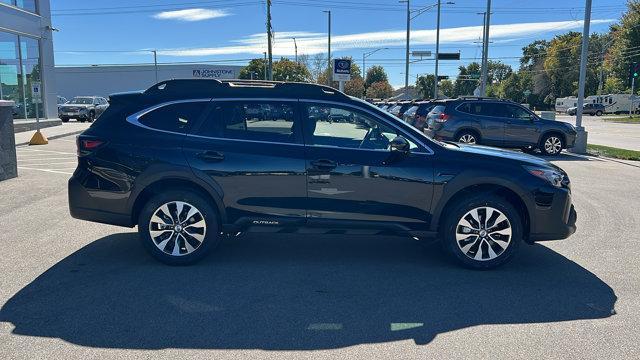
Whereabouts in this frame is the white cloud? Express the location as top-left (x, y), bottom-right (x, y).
top-left (157, 19), bottom-right (615, 56)
top-left (153, 8), bottom-right (231, 22)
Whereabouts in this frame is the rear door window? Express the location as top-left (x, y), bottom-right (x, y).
top-left (458, 102), bottom-right (501, 117)
top-left (212, 102), bottom-right (298, 143)
top-left (139, 101), bottom-right (208, 133)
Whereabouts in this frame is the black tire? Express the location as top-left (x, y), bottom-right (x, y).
top-left (595, 110), bottom-right (603, 116)
top-left (455, 130), bottom-right (479, 145)
top-left (138, 190), bottom-right (220, 265)
top-left (441, 194), bottom-right (522, 269)
top-left (60, 117), bottom-right (69, 123)
top-left (87, 111), bottom-right (95, 123)
top-left (79, 118), bottom-right (86, 123)
top-left (539, 133), bottom-right (564, 156)
top-left (521, 146), bottom-right (537, 154)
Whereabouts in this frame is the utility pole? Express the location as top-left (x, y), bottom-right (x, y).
top-left (266, 0), bottom-right (273, 80)
top-left (152, 50), bottom-right (158, 83)
top-left (292, 37), bottom-right (298, 63)
top-left (323, 10), bottom-right (331, 86)
top-left (263, 52), bottom-right (267, 80)
top-left (401, 0), bottom-right (410, 98)
top-left (434, 0), bottom-right (442, 99)
top-left (480, 0), bottom-right (491, 96)
top-left (571, 0), bottom-right (592, 154)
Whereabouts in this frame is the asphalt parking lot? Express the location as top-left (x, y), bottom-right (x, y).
top-left (555, 114), bottom-right (640, 151)
top-left (1, 133), bottom-right (639, 359)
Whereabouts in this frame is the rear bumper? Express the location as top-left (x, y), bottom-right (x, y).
top-left (528, 187), bottom-right (577, 242)
top-left (68, 176), bottom-right (134, 227)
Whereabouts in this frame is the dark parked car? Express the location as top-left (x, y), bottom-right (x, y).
top-left (59, 96), bottom-right (109, 123)
top-left (389, 101), bottom-right (414, 119)
top-left (69, 80), bottom-right (576, 269)
top-left (403, 101), bottom-right (436, 130)
top-left (426, 97), bottom-right (577, 156)
top-left (567, 103), bottom-right (605, 116)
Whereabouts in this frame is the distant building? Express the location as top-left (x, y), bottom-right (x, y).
top-left (55, 64), bottom-right (244, 100)
top-left (1, 0), bottom-right (57, 119)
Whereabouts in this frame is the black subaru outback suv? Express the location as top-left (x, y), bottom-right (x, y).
top-left (69, 80), bottom-right (576, 269)
top-left (426, 97), bottom-right (578, 155)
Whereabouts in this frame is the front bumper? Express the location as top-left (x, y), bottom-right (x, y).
top-left (528, 186), bottom-right (577, 242)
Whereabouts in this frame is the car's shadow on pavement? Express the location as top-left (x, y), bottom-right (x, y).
top-left (1, 232), bottom-right (616, 350)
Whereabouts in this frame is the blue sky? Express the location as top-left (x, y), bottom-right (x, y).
top-left (51, 0), bottom-right (628, 88)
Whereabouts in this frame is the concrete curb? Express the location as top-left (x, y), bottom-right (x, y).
top-left (15, 129), bottom-right (84, 147)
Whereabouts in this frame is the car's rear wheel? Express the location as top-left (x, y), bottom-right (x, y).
top-left (441, 194), bottom-right (522, 269)
top-left (456, 130), bottom-right (478, 145)
top-left (540, 134), bottom-right (564, 156)
top-left (60, 117), bottom-right (69, 123)
top-left (138, 190), bottom-right (220, 265)
top-left (87, 111), bottom-right (95, 123)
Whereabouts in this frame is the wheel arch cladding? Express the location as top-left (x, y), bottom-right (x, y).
top-left (434, 183), bottom-right (530, 239)
top-left (131, 178), bottom-right (225, 226)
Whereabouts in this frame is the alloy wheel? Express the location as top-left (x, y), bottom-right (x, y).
top-left (148, 201), bottom-right (207, 256)
top-left (459, 134), bottom-right (476, 144)
top-left (455, 206), bottom-right (512, 261)
top-left (544, 136), bottom-right (562, 155)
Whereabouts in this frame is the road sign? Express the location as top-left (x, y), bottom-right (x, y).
top-left (333, 59), bottom-right (351, 82)
top-left (31, 81), bottom-right (42, 104)
top-left (437, 75), bottom-right (449, 81)
top-left (437, 52), bottom-right (461, 60)
top-left (412, 50), bottom-right (432, 57)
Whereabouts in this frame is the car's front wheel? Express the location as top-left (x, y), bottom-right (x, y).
top-left (138, 190), bottom-right (220, 265)
top-left (540, 134), bottom-right (564, 156)
top-left (595, 110), bottom-right (603, 116)
top-left (441, 194), bottom-right (522, 269)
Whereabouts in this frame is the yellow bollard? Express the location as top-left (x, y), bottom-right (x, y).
top-left (29, 130), bottom-right (49, 145)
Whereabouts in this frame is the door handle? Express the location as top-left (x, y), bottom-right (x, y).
top-left (197, 151), bottom-right (224, 162)
top-left (311, 159), bottom-right (337, 170)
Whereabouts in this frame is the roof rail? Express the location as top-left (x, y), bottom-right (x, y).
top-left (142, 79), bottom-right (350, 100)
top-left (457, 96), bottom-right (514, 102)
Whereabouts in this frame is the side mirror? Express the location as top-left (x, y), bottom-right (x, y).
top-left (390, 136), bottom-right (410, 154)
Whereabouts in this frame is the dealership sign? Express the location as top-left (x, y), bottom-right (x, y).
top-left (192, 68), bottom-right (235, 78)
top-left (333, 59), bottom-right (351, 82)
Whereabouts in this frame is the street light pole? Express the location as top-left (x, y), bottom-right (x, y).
top-left (571, 0), bottom-right (592, 154)
top-left (480, 0), bottom-right (492, 96)
top-left (263, 52), bottom-right (267, 80)
top-left (266, 0), bottom-right (273, 80)
top-left (434, 0), bottom-right (442, 99)
top-left (401, 0), bottom-right (410, 98)
top-left (152, 50), bottom-right (158, 83)
top-left (292, 37), bottom-right (298, 63)
top-left (323, 10), bottom-right (331, 86)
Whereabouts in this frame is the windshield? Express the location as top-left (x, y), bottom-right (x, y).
top-left (404, 106), bottom-right (418, 117)
top-left (68, 97), bottom-right (94, 104)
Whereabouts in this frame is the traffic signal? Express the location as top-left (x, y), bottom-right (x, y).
top-left (631, 62), bottom-right (640, 79)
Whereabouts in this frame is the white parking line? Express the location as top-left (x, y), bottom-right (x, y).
top-left (16, 149), bottom-right (76, 155)
top-left (21, 161), bottom-right (78, 166)
top-left (18, 157), bottom-right (77, 162)
top-left (17, 166), bottom-right (73, 175)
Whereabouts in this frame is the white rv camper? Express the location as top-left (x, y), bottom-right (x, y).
top-left (555, 97), bottom-right (578, 113)
top-left (556, 94), bottom-right (640, 114)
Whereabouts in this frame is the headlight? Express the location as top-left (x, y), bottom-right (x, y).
top-left (524, 166), bottom-right (565, 188)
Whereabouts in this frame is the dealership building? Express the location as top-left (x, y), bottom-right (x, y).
top-left (55, 64), bottom-right (244, 100)
top-left (1, 0), bottom-right (57, 119)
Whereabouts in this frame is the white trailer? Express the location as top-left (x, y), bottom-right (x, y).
top-left (599, 94), bottom-right (640, 114)
top-left (555, 97), bottom-right (577, 113)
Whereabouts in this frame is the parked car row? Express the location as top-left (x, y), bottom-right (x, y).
top-left (375, 97), bottom-right (577, 156)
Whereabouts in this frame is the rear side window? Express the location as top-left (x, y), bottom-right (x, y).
top-left (139, 101), bottom-right (207, 133)
top-left (457, 102), bottom-right (500, 117)
top-left (221, 102), bottom-right (296, 143)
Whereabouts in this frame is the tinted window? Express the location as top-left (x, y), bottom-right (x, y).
top-left (404, 106), bottom-right (418, 117)
top-left (220, 102), bottom-right (296, 143)
top-left (305, 104), bottom-right (418, 150)
top-left (502, 104), bottom-right (532, 120)
top-left (139, 101), bottom-right (206, 132)
top-left (458, 102), bottom-right (500, 116)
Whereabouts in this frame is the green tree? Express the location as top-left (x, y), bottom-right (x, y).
top-left (366, 81), bottom-right (393, 98)
top-left (238, 58), bottom-right (267, 80)
top-left (272, 58), bottom-right (311, 82)
top-left (416, 74), bottom-right (435, 98)
top-left (604, 1), bottom-right (640, 93)
top-left (365, 66), bottom-right (388, 88)
top-left (454, 62), bottom-right (481, 96)
top-left (439, 79), bottom-right (454, 98)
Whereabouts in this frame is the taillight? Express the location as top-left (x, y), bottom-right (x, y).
top-left (435, 113), bottom-right (449, 123)
top-left (77, 136), bottom-right (105, 156)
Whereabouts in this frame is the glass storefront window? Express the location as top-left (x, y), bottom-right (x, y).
top-left (0, 1), bottom-right (37, 14)
top-left (0, 31), bottom-right (42, 119)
